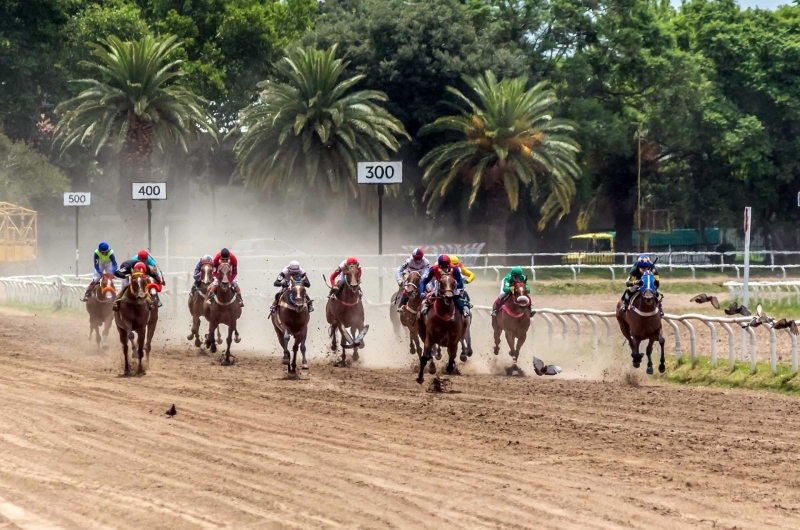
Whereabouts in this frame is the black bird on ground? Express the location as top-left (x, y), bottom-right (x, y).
top-left (724, 301), bottom-right (751, 317)
top-left (689, 294), bottom-right (720, 310)
top-left (165, 404), bottom-right (176, 417)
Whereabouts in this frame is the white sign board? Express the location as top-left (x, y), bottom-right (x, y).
top-left (132, 182), bottom-right (167, 200)
top-left (63, 192), bottom-right (91, 206)
top-left (357, 161), bottom-right (402, 184)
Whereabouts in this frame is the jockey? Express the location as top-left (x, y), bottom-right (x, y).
top-left (206, 248), bottom-right (244, 307)
top-left (270, 260), bottom-right (313, 314)
top-left (491, 266), bottom-right (531, 317)
top-left (395, 248), bottom-right (431, 312)
top-left (82, 241), bottom-right (117, 301)
top-left (329, 257), bottom-right (362, 299)
top-left (132, 250), bottom-right (165, 285)
top-left (450, 255), bottom-right (474, 307)
top-left (189, 254), bottom-right (214, 298)
top-left (621, 254), bottom-right (660, 312)
top-left (112, 260), bottom-right (158, 311)
top-left (419, 255), bottom-right (469, 318)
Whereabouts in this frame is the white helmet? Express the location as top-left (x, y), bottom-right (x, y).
top-left (288, 261), bottom-right (300, 271)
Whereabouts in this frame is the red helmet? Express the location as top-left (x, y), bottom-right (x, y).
top-left (133, 262), bottom-right (147, 273)
top-left (412, 248), bottom-right (424, 259)
top-left (137, 250), bottom-right (149, 262)
top-left (345, 257), bottom-right (358, 266)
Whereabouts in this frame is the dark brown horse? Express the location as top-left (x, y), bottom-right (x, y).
top-left (272, 279), bottom-right (310, 377)
top-left (204, 262), bottom-right (242, 365)
top-left (143, 275), bottom-right (161, 360)
top-left (86, 273), bottom-right (116, 351)
top-left (326, 265), bottom-right (369, 364)
top-left (187, 261), bottom-right (220, 348)
top-left (616, 271), bottom-right (665, 374)
top-left (114, 272), bottom-right (151, 375)
top-left (492, 281), bottom-right (531, 376)
top-left (390, 270), bottom-right (423, 355)
top-left (416, 272), bottom-right (468, 384)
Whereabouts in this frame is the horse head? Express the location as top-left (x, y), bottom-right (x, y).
top-left (639, 271), bottom-right (657, 305)
top-left (290, 279), bottom-right (307, 309)
top-left (99, 273), bottom-right (116, 298)
top-left (513, 281), bottom-right (530, 307)
top-left (218, 262), bottom-right (232, 293)
top-left (129, 273), bottom-right (148, 300)
top-left (200, 261), bottom-right (214, 284)
top-left (439, 272), bottom-right (456, 305)
top-left (405, 270), bottom-right (422, 299)
top-left (345, 265), bottom-right (360, 292)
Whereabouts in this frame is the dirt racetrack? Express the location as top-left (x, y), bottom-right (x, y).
top-left (2, 308), bottom-right (800, 530)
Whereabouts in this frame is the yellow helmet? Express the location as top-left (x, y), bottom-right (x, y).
top-left (450, 255), bottom-right (460, 265)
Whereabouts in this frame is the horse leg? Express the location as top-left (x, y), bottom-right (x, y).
top-left (135, 327), bottom-right (146, 375)
top-left (216, 327), bottom-right (223, 345)
top-left (233, 327), bottom-right (241, 344)
top-left (300, 331), bottom-right (309, 371)
top-left (118, 326), bottom-right (130, 375)
top-left (101, 318), bottom-right (111, 351)
top-left (351, 326), bottom-right (360, 362)
top-left (493, 318), bottom-right (502, 356)
top-left (631, 337), bottom-right (643, 369)
top-left (645, 339), bottom-right (655, 375)
top-left (514, 332), bottom-right (527, 377)
top-left (290, 337), bottom-right (299, 375)
top-left (206, 322), bottom-right (219, 354)
top-left (282, 329), bottom-right (291, 366)
top-left (224, 325), bottom-right (234, 365)
top-left (658, 334), bottom-right (666, 373)
top-left (417, 344), bottom-right (432, 384)
top-left (191, 314), bottom-right (202, 347)
top-left (330, 324), bottom-right (338, 352)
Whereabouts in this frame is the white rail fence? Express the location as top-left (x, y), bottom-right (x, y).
top-left (726, 281), bottom-right (800, 306)
top-left (3, 274), bottom-right (797, 375)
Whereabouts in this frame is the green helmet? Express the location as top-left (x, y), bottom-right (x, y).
top-left (511, 266), bottom-right (523, 276)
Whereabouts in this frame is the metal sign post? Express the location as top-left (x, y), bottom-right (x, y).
top-left (357, 161), bottom-right (402, 301)
top-left (742, 206), bottom-right (752, 365)
top-left (132, 182), bottom-right (167, 251)
top-left (64, 192), bottom-right (91, 276)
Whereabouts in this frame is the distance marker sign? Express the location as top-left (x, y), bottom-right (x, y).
top-left (357, 161), bottom-right (402, 184)
top-left (132, 182), bottom-right (167, 200)
top-left (63, 192), bottom-right (91, 206)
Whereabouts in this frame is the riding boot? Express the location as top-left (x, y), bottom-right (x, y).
top-left (189, 284), bottom-right (197, 300)
top-left (490, 301), bottom-right (498, 317)
top-left (621, 291), bottom-right (630, 312)
top-left (156, 295), bottom-right (163, 308)
top-left (462, 305), bottom-right (471, 318)
top-left (396, 292), bottom-right (409, 313)
top-left (81, 288), bottom-right (92, 302)
top-left (112, 286), bottom-right (127, 312)
top-left (236, 293), bottom-right (244, 308)
top-left (206, 286), bottom-right (216, 306)
top-left (306, 295), bottom-right (314, 313)
top-left (328, 286), bottom-right (339, 300)
top-left (420, 301), bottom-right (430, 316)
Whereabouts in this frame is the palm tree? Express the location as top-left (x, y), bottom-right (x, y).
top-left (420, 71), bottom-right (581, 254)
top-left (232, 45), bottom-right (409, 197)
top-left (54, 35), bottom-right (216, 197)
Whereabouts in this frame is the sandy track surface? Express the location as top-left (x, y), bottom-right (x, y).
top-left (1, 309), bottom-right (800, 529)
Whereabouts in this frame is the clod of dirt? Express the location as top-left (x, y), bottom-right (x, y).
top-left (427, 376), bottom-right (453, 393)
top-left (624, 370), bottom-right (641, 387)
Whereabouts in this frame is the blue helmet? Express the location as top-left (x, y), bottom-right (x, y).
top-left (636, 254), bottom-right (651, 268)
top-left (98, 242), bottom-right (110, 252)
top-left (437, 254), bottom-right (451, 268)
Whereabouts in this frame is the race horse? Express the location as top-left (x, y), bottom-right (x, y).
top-left (204, 262), bottom-right (242, 365)
top-left (272, 278), bottom-right (310, 377)
top-left (143, 274), bottom-right (161, 359)
top-left (114, 272), bottom-right (152, 375)
top-left (326, 265), bottom-right (369, 365)
top-left (85, 273), bottom-right (116, 352)
top-left (616, 270), bottom-right (665, 374)
top-left (492, 281), bottom-right (531, 376)
top-left (187, 261), bottom-right (221, 348)
top-left (390, 270), bottom-right (424, 355)
top-left (416, 272), bottom-right (468, 384)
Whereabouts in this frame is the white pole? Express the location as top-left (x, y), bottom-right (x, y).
top-left (164, 225), bottom-right (170, 275)
top-left (741, 207), bottom-right (752, 362)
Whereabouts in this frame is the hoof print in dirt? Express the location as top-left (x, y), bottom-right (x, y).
top-left (427, 376), bottom-right (453, 393)
top-left (532, 357), bottom-right (561, 377)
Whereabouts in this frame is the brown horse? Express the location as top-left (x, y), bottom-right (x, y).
top-left (187, 261), bottom-right (220, 348)
top-left (143, 275), bottom-right (161, 359)
top-left (492, 281), bottom-right (531, 376)
top-left (416, 272), bottom-right (468, 384)
top-left (272, 279), bottom-right (310, 376)
top-left (616, 271), bottom-right (665, 374)
top-left (326, 265), bottom-right (369, 364)
top-left (390, 270), bottom-right (423, 355)
top-left (114, 273), bottom-right (151, 375)
top-left (204, 262), bottom-right (242, 365)
top-left (86, 273), bottom-right (116, 351)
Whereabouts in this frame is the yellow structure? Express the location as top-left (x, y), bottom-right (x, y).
top-left (562, 232), bottom-right (616, 264)
top-left (0, 202), bottom-right (37, 261)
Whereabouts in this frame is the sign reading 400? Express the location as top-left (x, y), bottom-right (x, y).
top-left (132, 182), bottom-right (167, 200)
top-left (357, 161), bottom-right (403, 184)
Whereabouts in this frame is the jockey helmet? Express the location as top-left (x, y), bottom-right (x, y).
top-left (636, 254), bottom-right (651, 268)
top-left (511, 266), bottom-right (524, 276)
top-left (450, 255), bottom-right (460, 266)
top-left (202, 254), bottom-right (213, 262)
top-left (221, 248), bottom-right (230, 259)
top-left (288, 261), bottom-right (301, 272)
top-left (133, 262), bottom-right (147, 273)
top-left (137, 250), bottom-right (149, 262)
top-left (98, 242), bottom-right (110, 253)
top-left (345, 257), bottom-right (358, 266)
top-left (412, 248), bottom-right (424, 259)
top-left (437, 255), bottom-right (451, 268)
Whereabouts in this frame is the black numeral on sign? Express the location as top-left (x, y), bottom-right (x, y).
top-left (365, 165), bottom-right (395, 180)
top-left (68, 194), bottom-right (86, 204)
top-left (138, 185), bottom-right (161, 196)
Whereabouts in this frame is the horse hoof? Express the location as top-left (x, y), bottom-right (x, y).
top-left (194, 338), bottom-right (202, 348)
top-left (301, 362), bottom-right (309, 370)
top-left (234, 336), bottom-right (241, 344)
top-left (210, 344), bottom-right (217, 354)
top-left (216, 338), bottom-right (223, 345)
top-left (416, 376), bottom-right (424, 384)
top-left (659, 364), bottom-right (666, 374)
top-left (633, 361), bottom-right (640, 369)
top-left (429, 362), bottom-right (436, 375)
top-left (353, 351), bottom-right (360, 362)
top-left (505, 366), bottom-right (514, 376)
top-left (282, 356), bottom-right (290, 366)
top-left (467, 349), bottom-right (473, 358)
top-left (186, 334), bottom-right (194, 341)
top-left (102, 343), bottom-right (109, 351)
top-left (516, 368), bottom-right (526, 377)
top-left (646, 366), bottom-right (654, 375)
top-left (493, 348), bottom-right (499, 356)
top-left (460, 353), bottom-right (468, 362)
top-left (435, 351), bottom-right (442, 361)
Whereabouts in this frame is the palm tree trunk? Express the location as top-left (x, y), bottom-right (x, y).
top-left (118, 116), bottom-right (154, 248)
top-left (486, 179), bottom-right (511, 264)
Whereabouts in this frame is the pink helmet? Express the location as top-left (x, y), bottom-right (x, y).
top-left (133, 262), bottom-right (147, 273)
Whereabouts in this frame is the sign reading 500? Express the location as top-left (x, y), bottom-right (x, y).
top-left (131, 182), bottom-right (168, 200)
top-left (357, 161), bottom-right (402, 184)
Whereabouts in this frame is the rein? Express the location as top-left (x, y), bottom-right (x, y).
top-left (500, 304), bottom-right (525, 319)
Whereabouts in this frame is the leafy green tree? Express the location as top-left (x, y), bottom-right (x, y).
top-left (54, 35), bottom-right (216, 191)
top-left (420, 71), bottom-right (580, 253)
top-left (0, 129), bottom-right (69, 205)
top-left (232, 45), bottom-right (409, 198)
